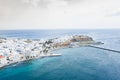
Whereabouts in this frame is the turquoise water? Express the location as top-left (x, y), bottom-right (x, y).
top-left (0, 29), bottom-right (120, 80)
top-left (0, 47), bottom-right (120, 80)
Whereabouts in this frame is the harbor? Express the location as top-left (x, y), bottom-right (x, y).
top-left (0, 35), bottom-right (95, 68)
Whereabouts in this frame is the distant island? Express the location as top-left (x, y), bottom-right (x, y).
top-left (0, 35), bottom-right (101, 68)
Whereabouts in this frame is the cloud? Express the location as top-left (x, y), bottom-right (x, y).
top-left (21, 0), bottom-right (82, 7)
top-left (107, 11), bottom-right (120, 17)
top-left (0, 0), bottom-right (120, 29)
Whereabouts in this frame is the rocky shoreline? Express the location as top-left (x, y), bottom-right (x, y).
top-left (0, 35), bottom-right (100, 68)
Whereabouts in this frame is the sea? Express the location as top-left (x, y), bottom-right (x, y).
top-left (0, 29), bottom-right (120, 80)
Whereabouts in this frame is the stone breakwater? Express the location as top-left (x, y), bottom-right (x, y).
top-left (0, 35), bottom-right (97, 68)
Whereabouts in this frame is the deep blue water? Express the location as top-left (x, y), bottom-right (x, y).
top-left (0, 29), bottom-right (120, 80)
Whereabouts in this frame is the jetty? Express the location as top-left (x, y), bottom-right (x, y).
top-left (0, 35), bottom-right (95, 68)
top-left (49, 54), bottom-right (62, 57)
top-left (89, 45), bottom-right (120, 53)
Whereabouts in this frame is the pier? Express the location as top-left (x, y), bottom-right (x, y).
top-left (48, 54), bottom-right (62, 57)
top-left (88, 45), bottom-right (120, 53)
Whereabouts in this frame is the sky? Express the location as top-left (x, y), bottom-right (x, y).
top-left (0, 0), bottom-right (120, 30)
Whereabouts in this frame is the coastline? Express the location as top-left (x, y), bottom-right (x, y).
top-left (0, 53), bottom-right (62, 69)
top-left (0, 35), bottom-right (99, 68)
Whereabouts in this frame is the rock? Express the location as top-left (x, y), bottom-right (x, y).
top-left (71, 35), bottom-right (93, 42)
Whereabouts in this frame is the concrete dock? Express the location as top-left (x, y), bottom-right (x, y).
top-left (88, 45), bottom-right (120, 53)
top-left (49, 54), bottom-right (62, 57)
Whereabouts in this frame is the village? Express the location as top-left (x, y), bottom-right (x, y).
top-left (0, 35), bottom-right (95, 68)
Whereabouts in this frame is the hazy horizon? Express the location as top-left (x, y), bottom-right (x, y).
top-left (0, 0), bottom-right (120, 30)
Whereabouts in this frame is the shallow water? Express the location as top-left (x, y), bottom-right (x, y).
top-left (0, 29), bottom-right (120, 80)
top-left (0, 47), bottom-right (120, 80)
